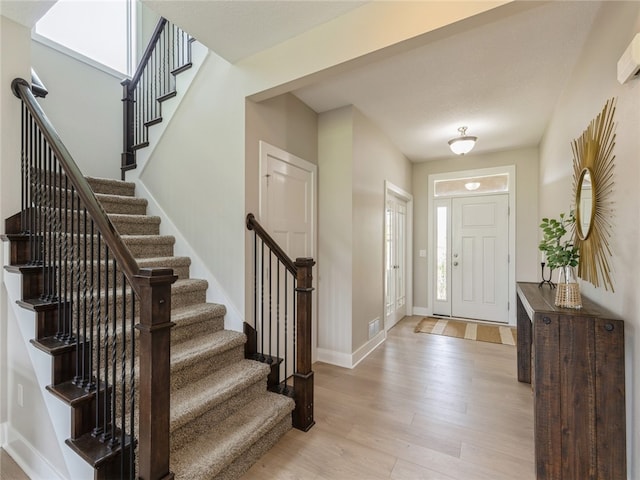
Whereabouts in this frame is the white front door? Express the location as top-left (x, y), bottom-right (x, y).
top-left (451, 194), bottom-right (509, 323)
top-left (385, 195), bottom-right (407, 330)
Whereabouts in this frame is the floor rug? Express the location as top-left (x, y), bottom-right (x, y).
top-left (414, 317), bottom-right (517, 346)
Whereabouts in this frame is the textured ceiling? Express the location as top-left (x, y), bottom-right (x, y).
top-left (293, 1), bottom-right (603, 162)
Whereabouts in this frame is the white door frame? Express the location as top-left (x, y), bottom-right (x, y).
top-left (427, 165), bottom-right (516, 325)
top-left (258, 141), bottom-right (318, 361)
top-left (384, 180), bottom-right (413, 331)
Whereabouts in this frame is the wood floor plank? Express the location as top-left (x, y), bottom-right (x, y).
top-left (241, 316), bottom-right (534, 480)
top-left (0, 448), bottom-right (29, 480)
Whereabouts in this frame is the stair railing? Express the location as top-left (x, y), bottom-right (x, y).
top-left (11, 78), bottom-right (176, 480)
top-left (121, 17), bottom-right (193, 177)
top-left (246, 213), bottom-right (315, 431)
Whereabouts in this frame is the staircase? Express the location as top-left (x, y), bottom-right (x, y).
top-left (93, 177), bottom-right (296, 479)
top-left (5, 174), bottom-right (295, 479)
top-left (4, 16), bottom-right (313, 478)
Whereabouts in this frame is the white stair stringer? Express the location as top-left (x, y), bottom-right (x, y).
top-left (2, 250), bottom-right (93, 480)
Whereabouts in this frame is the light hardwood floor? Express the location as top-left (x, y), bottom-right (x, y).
top-left (1, 448), bottom-right (29, 480)
top-left (2, 316), bottom-right (535, 480)
top-left (241, 315), bottom-right (535, 480)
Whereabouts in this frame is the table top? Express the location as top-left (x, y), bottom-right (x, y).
top-left (516, 282), bottom-right (620, 321)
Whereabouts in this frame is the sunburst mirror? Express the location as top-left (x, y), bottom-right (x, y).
top-left (572, 97), bottom-right (616, 291)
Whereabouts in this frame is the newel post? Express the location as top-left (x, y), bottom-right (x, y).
top-left (135, 268), bottom-right (177, 480)
top-left (293, 257), bottom-right (315, 431)
top-left (121, 79), bottom-right (134, 179)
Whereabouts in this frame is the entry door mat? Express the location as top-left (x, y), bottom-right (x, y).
top-left (414, 317), bottom-right (517, 346)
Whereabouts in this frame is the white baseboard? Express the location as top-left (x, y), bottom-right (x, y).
top-left (352, 330), bottom-right (386, 368)
top-left (3, 426), bottom-right (65, 480)
top-left (316, 331), bottom-right (386, 369)
top-left (316, 348), bottom-right (352, 368)
top-left (0, 421), bottom-right (7, 446)
top-left (413, 306), bottom-right (429, 316)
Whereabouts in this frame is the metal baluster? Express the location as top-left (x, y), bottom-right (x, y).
top-left (284, 273), bottom-right (288, 394)
top-left (82, 208), bottom-right (89, 387)
top-left (72, 193), bottom-right (82, 386)
top-left (60, 176), bottom-right (71, 342)
top-left (276, 259), bottom-right (281, 380)
top-left (21, 104), bottom-right (27, 234)
top-left (129, 291), bottom-right (136, 479)
top-left (268, 250), bottom-right (273, 363)
top-left (108, 257), bottom-right (118, 447)
top-left (260, 239), bottom-right (265, 361)
top-left (120, 273), bottom-right (127, 456)
top-left (93, 233), bottom-right (103, 438)
top-left (28, 114), bottom-right (36, 264)
top-left (253, 231), bottom-right (257, 334)
top-left (85, 219), bottom-right (96, 392)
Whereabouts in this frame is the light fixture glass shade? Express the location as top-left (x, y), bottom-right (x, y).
top-left (464, 181), bottom-right (481, 191)
top-left (448, 126), bottom-right (477, 155)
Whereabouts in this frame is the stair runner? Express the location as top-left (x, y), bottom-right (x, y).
top-left (86, 176), bottom-right (294, 480)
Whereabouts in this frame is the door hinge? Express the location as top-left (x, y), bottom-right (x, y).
top-left (508, 301), bottom-right (510, 311)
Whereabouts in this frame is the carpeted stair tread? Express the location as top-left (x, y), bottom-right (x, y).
top-left (171, 360), bottom-right (270, 433)
top-left (122, 235), bottom-right (175, 258)
top-left (172, 302), bottom-right (226, 328)
top-left (86, 176), bottom-right (136, 197)
top-left (171, 393), bottom-right (294, 480)
top-left (137, 256), bottom-right (191, 279)
top-left (171, 303), bottom-right (225, 344)
top-left (109, 213), bottom-right (161, 235)
top-left (95, 193), bottom-right (148, 215)
top-left (171, 278), bottom-right (208, 309)
top-left (171, 329), bottom-right (245, 374)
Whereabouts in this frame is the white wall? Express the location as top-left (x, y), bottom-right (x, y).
top-left (538, 3), bottom-right (640, 477)
top-left (31, 41), bottom-right (122, 179)
top-left (412, 147), bottom-right (539, 314)
top-left (0, 13), bottom-right (31, 447)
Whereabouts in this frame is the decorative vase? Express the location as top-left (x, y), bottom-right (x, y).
top-left (555, 265), bottom-right (582, 309)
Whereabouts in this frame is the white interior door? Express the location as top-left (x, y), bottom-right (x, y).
top-left (259, 142), bottom-right (317, 369)
top-left (385, 195), bottom-right (407, 330)
top-left (451, 194), bottom-right (509, 323)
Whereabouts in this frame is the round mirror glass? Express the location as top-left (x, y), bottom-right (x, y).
top-left (576, 167), bottom-right (595, 240)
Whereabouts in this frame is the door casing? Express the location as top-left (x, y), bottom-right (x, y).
top-left (427, 166), bottom-right (516, 325)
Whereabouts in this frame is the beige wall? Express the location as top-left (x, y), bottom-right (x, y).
top-left (318, 106), bottom-right (412, 362)
top-left (318, 106), bottom-right (354, 356)
top-left (244, 93), bottom-right (318, 322)
top-left (352, 108), bottom-right (412, 350)
top-left (538, 3), bottom-right (640, 476)
top-left (412, 147), bottom-right (539, 313)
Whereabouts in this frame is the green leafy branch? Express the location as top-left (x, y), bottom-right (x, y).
top-left (538, 211), bottom-right (579, 269)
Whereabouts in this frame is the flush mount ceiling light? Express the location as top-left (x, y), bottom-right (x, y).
top-left (464, 181), bottom-right (481, 191)
top-left (448, 126), bottom-right (477, 155)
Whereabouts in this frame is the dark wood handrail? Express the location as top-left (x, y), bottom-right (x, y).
top-left (12, 78), bottom-right (142, 295)
top-left (246, 213), bottom-right (296, 274)
top-left (127, 17), bottom-right (168, 89)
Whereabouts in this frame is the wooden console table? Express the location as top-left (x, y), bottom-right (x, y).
top-left (516, 282), bottom-right (626, 479)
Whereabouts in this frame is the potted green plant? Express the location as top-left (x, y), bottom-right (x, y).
top-left (538, 211), bottom-right (582, 308)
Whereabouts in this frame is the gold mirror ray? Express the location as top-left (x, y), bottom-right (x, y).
top-left (572, 97), bottom-right (616, 292)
